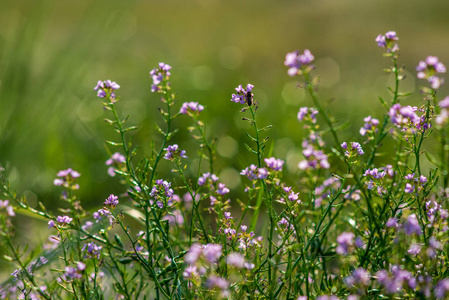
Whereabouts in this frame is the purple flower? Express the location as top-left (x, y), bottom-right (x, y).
top-left (230, 84), bottom-right (254, 105)
top-left (407, 243), bottom-right (421, 256)
top-left (48, 220), bottom-right (55, 228)
top-left (439, 96), bottom-right (449, 108)
top-left (360, 116), bottom-right (379, 136)
top-left (345, 268), bottom-right (370, 286)
top-left (206, 276), bottom-right (229, 290)
top-left (163, 144), bottom-right (187, 160)
top-left (264, 157), bottom-right (284, 171)
top-left (375, 31), bottom-right (399, 52)
top-left (386, 218), bottom-right (398, 228)
top-left (342, 141), bottom-right (364, 157)
top-left (184, 243), bottom-right (202, 265)
top-left (56, 215), bottom-right (73, 224)
top-left (226, 253), bottom-right (245, 268)
top-left (297, 107), bottom-right (318, 123)
top-left (336, 232), bottom-right (355, 255)
top-left (403, 214), bottom-right (422, 236)
top-left (416, 56), bottom-right (446, 89)
top-left (150, 63), bottom-right (172, 93)
top-left (104, 194), bottom-right (119, 207)
top-left (203, 243), bottom-right (222, 263)
top-left (82, 242), bottom-right (102, 259)
top-left (216, 183), bottom-right (230, 195)
top-left (180, 101), bottom-right (205, 115)
top-left (298, 145), bottom-right (330, 170)
top-left (53, 168), bottom-right (81, 189)
top-left (435, 278), bottom-right (449, 299)
top-left (284, 49), bottom-right (315, 76)
top-left (94, 80), bottom-right (120, 99)
top-left (182, 265), bottom-right (199, 279)
top-left (0, 200), bottom-right (15, 217)
top-left (240, 164), bottom-right (268, 180)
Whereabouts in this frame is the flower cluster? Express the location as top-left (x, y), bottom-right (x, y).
top-left (150, 62), bottom-right (172, 92)
top-left (416, 56), bottom-right (446, 89)
top-left (240, 164), bottom-right (268, 180)
top-left (0, 200), bottom-right (15, 217)
top-left (105, 152), bottom-right (125, 177)
top-left (363, 165), bottom-right (394, 195)
top-left (48, 215), bottom-right (73, 228)
top-left (82, 242), bottom-right (102, 259)
top-left (150, 179), bottom-right (174, 208)
top-left (104, 194), bottom-right (119, 207)
top-left (403, 173), bottom-right (427, 194)
top-left (163, 144), bottom-right (187, 161)
top-left (314, 177), bottom-right (341, 207)
top-left (376, 266), bottom-right (416, 294)
top-left (230, 84), bottom-right (254, 105)
top-left (298, 143), bottom-right (330, 170)
top-left (436, 96), bottom-right (449, 125)
top-left (179, 101), bottom-right (204, 115)
top-left (388, 103), bottom-right (420, 133)
top-left (359, 115), bottom-right (379, 137)
top-left (297, 107), bottom-right (318, 123)
top-left (198, 172), bottom-right (219, 187)
top-left (375, 31), bottom-right (399, 52)
top-left (341, 141), bottom-right (364, 157)
top-left (336, 232), bottom-right (355, 255)
top-left (53, 168), bottom-right (81, 190)
top-left (284, 49), bottom-right (315, 76)
top-left (94, 80), bottom-right (120, 100)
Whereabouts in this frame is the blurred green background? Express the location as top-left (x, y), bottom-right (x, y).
top-left (1, 0), bottom-right (449, 210)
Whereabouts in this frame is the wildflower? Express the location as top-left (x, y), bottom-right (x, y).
top-left (180, 101), bottom-right (204, 115)
top-left (150, 62), bottom-right (171, 93)
top-left (230, 84), bottom-right (254, 105)
top-left (389, 103), bottom-right (420, 132)
top-left (440, 96), bottom-right (449, 108)
top-left (0, 200), bottom-right (15, 217)
top-left (198, 172), bottom-right (219, 186)
top-left (336, 232), bottom-right (355, 255)
top-left (264, 157), bottom-right (284, 171)
top-left (435, 278), bottom-right (449, 299)
top-left (416, 56), bottom-right (446, 89)
top-left (104, 194), bottom-right (119, 207)
top-left (53, 168), bottom-right (81, 189)
top-left (185, 243), bottom-right (202, 265)
top-left (150, 179), bottom-right (174, 201)
top-left (206, 275), bottom-right (229, 290)
top-left (82, 242), bottom-right (102, 259)
top-left (345, 268), bottom-right (370, 287)
top-left (163, 144), bottom-right (187, 160)
top-left (227, 253), bottom-right (245, 268)
top-left (376, 266), bottom-right (414, 294)
top-left (403, 214), bottom-right (422, 236)
top-left (284, 49), bottom-right (315, 76)
top-left (360, 116), bottom-right (379, 136)
top-left (407, 243), bottom-right (421, 256)
top-left (56, 215), bottom-right (73, 225)
top-left (298, 144), bottom-right (330, 170)
top-left (94, 80), bottom-right (120, 99)
top-left (162, 210), bottom-right (184, 225)
top-left (240, 164), bottom-right (268, 180)
top-left (182, 265), bottom-right (199, 279)
top-left (375, 31), bottom-right (399, 52)
top-left (216, 183), bottom-right (230, 195)
top-left (297, 107), bottom-right (318, 123)
top-left (203, 244), bottom-right (222, 263)
top-left (341, 141), bottom-right (364, 157)
top-left (105, 152), bottom-right (126, 177)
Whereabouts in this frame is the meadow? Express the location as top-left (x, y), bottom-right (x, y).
top-left (2, 1), bottom-right (449, 299)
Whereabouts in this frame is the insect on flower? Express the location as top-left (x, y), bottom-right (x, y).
top-left (246, 90), bottom-right (253, 106)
